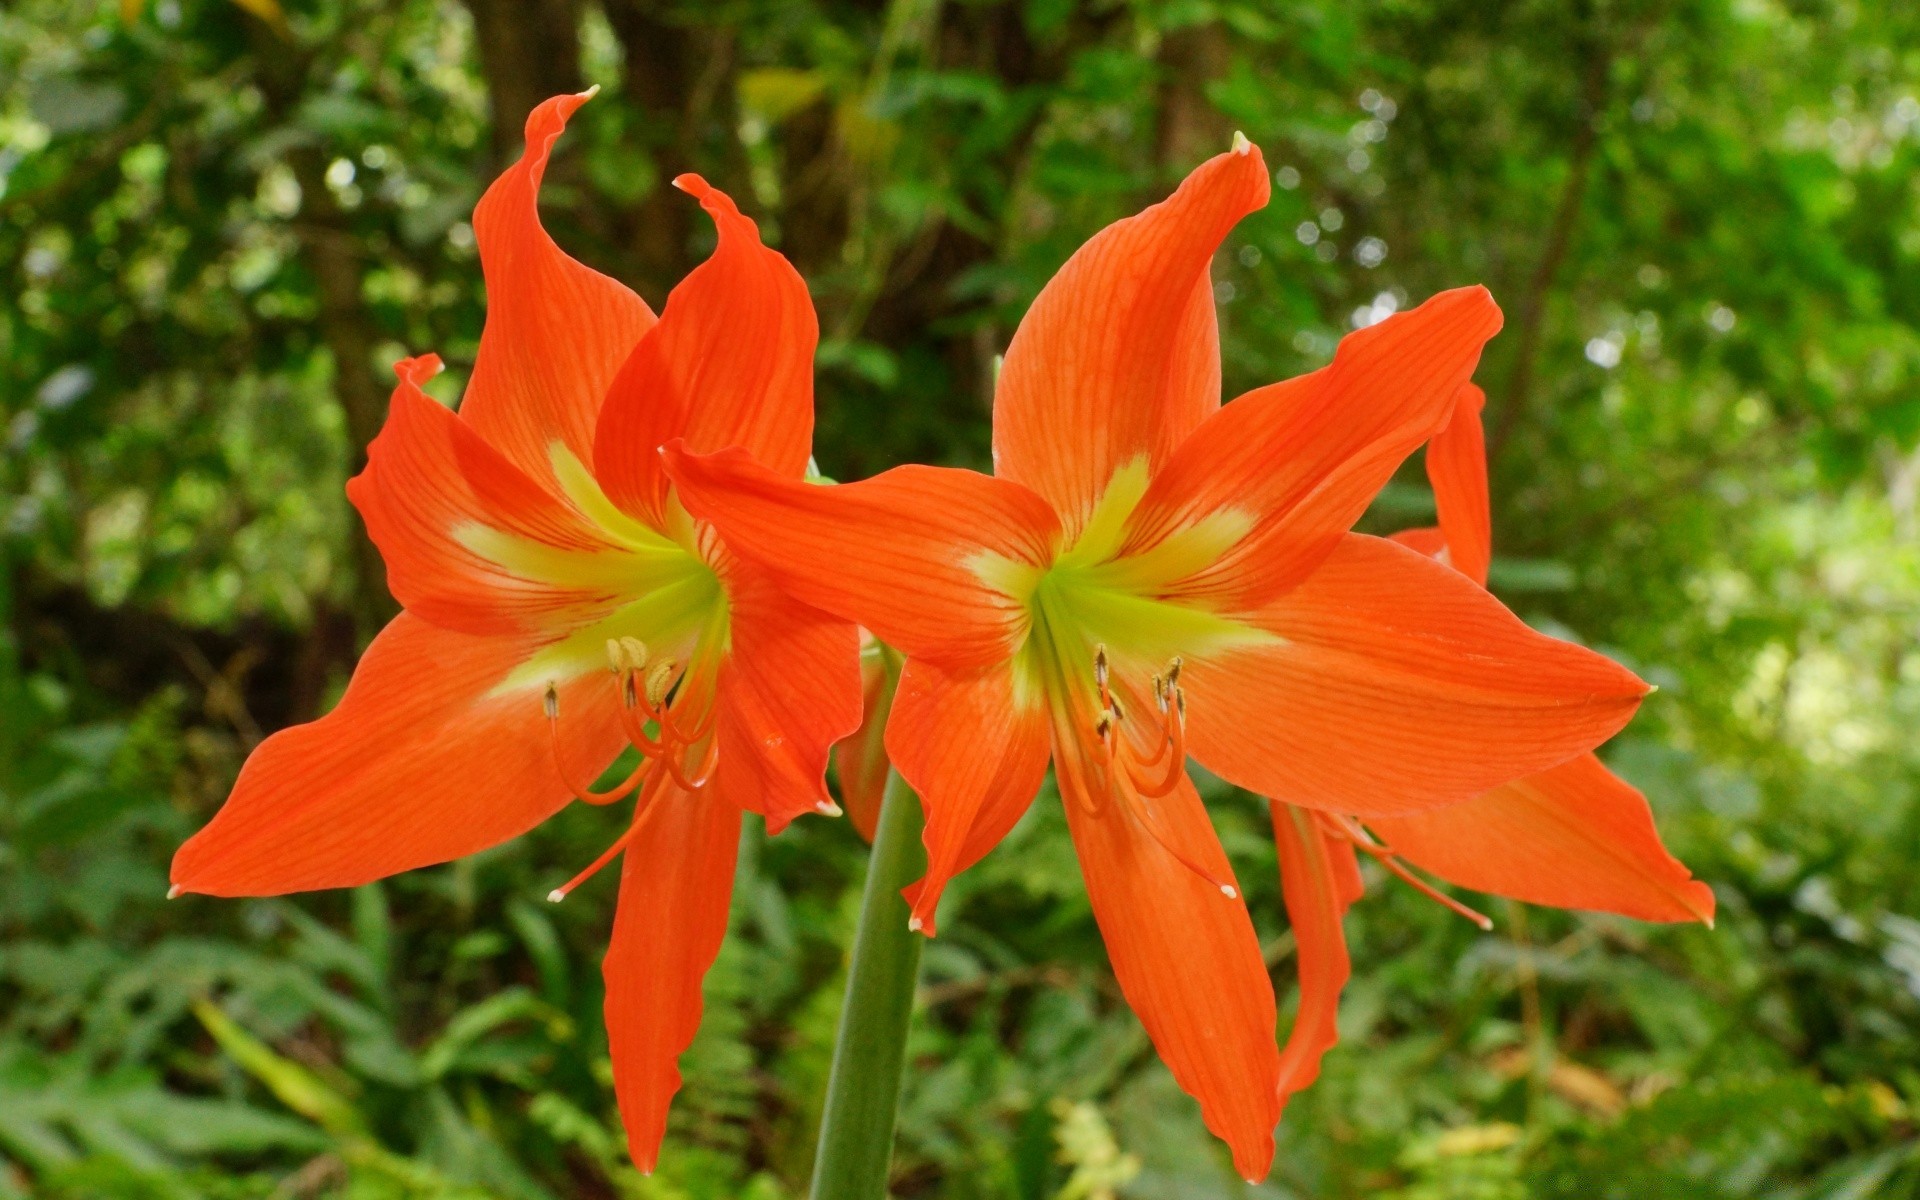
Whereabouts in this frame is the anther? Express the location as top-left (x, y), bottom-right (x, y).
top-left (1093, 644), bottom-right (1109, 689)
top-left (619, 636), bottom-right (648, 670)
top-left (1166, 656), bottom-right (1183, 686)
top-left (606, 639), bottom-right (625, 673)
top-left (1094, 712), bottom-right (1112, 739)
top-left (644, 659), bottom-right (678, 709)
top-left (543, 683), bottom-right (559, 720)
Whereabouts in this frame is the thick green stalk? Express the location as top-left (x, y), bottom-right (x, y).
top-left (810, 769), bottom-right (925, 1200)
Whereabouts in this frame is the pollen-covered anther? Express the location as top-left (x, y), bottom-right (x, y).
top-left (644, 659), bottom-right (679, 709)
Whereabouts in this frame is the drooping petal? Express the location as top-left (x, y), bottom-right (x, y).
top-left (1116, 288), bottom-right (1503, 609)
top-left (833, 633), bottom-right (898, 842)
top-left (595, 176), bottom-right (818, 527)
top-left (1183, 534), bottom-right (1649, 818)
top-left (1054, 736), bottom-right (1280, 1182)
top-left (1271, 803), bottom-right (1364, 1115)
top-left (887, 658), bottom-right (1051, 934)
top-left (604, 782), bottom-right (742, 1173)
top-left (992, 143), bottom-right (1270, 535)
top-left (1366, 754), bottom-right (1715, 924)
top-left (462, 92), bottom-right (657, 487)
top-left (171, 615), bottom-right (624, 896)
top-left (348, 356), bottom-right (635, 637)
top-left (1426, 382), bottom-right (1491, 587)
top-left (705, 555), bottom-right (863, 834)
top-left (664, 446), bottom-right (1059, 670)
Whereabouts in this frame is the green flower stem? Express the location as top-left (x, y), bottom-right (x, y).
top-left (810, 769), bottom-right (925, 1200)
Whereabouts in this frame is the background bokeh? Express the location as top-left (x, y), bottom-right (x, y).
top-left (4, 0), bottom-right (1920, 1196)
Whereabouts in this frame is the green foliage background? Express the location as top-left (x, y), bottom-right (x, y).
top-left (4, 0), bottom-right (1920, 1196)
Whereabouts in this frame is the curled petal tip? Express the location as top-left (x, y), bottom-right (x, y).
top-left (671, 172), bottom-right (708, 196)
top-left (906, 915), bottom-right (923, 933)
top-left (1231, 130), bottom-right (1252, 156)
top-left (578, 83), bottom-right (601, 100)
top-left (816, 799), bottom-right (844, 817)
top-left (166, 884), bottom-right (183, 900)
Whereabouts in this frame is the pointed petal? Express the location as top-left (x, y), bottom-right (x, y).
top-left (665, 446), bottom-right (1059, 669)
top-left (171, 615), bottom-right (624, 896)
top-left (462, 92), bottom-right (656, 486)
top-left (1426, 382), bottom-right (1491, 587)
top-left (833, 634), bottom-right (898, 842)
top-left (1183, 534), bottom-right (1649, 817)
top-left (706, 556), bottom-right (863, 834)
top-left (1271, 803), bottom-right (1364, 1114)
top-left (888, 658), bottom-right (1051, 934)
top-left (596, 176), bottom-right (818, 526)
top-left (1366, 753), bottom-right (1714, 924)
top-left (1055, 737), bottom-right (1280, 1181)
top-left (993, 144), bottom-right (1269, 535)
top-left (348, 356), bottom-right (631, 637)
top-left (605, 784), bottom-right (741, 1172)
top-left (1118, 288), bottom-right (1503, 609)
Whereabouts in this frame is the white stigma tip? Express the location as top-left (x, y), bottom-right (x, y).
top-left (1231, 130), bottom-right (1252, 156)
top-left (166, 885), bottom-right (184, 900)
top-left (816, 799), bottom-right (843, 817)
top-left (1473, 914), bottom-right (1494, 931)
top-left (546, 889), bottom-right (566, 904)
top-left (907, 916), bottom-right (923, 933)
top-left (1220, 885), bottom-right (1238, 899)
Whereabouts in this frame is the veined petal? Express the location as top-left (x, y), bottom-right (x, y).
top-left (992, 143), bottom-right (1269, 536)
top-left (349, 356), bottom-right (638, 637)
top-left (1118, 288), bottom-right (1503, 609)
top-left (889, 658), bottom-right (1051, 934)
top-left (1054, 736), bottom-right (1280, 1182)
top-left (834, 634), bottom-right (898, 842)
top-left (171, 614), bottom-right (624, 896)
top-left (595, 176), bottom-right (818, 527)
top-left (1366, 754), bottom-right (1715, 924)
top-left (665, 446), bottom-right (1060, 670)
top-left (706, 556), bottom-right (863, 834)
top-left (605, 782), bottom-right (741, 1173)
top-left (1183, 534), bottom-right (1648, 817)
top-left (1271, 803), bottom-right (1364, 1114)
top-left (1426, 382), bottom-right (1491, 587)
top-left (462, 92), bottom-right (656, 487)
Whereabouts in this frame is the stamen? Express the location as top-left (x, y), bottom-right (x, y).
top-left (546, 688), bottom-right (654, 805)
top-left (543, 683), bottom-right (559, 720)
top-left (644, 659), bottom-right (678, 709)
top-left (1112, 767), bottom-right (1238, 900)
top-left (1322, 813), bottom-right (1493, 930)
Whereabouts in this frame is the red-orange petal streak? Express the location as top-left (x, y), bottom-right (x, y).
top-left (1054, 737), bottom-right (1280, 1182)
top-left (888, 658), bottom-right (1051, 934)
top-left (595, 176), bottom-right (817, 527)
top-left (1120, 287), bottom-right (1502, 609)
top-left (1271, 803), bottom-right (1364, 1114)
top-left (462, 92), bottom-right (656, 486)
top-left (1183, 534), bottom-right (1649, 818)
top-left (1366, 753), bottom-right (1715, 924)
top-left (604, 782), bottom-right (742, 1173)
top-left (665, 446), bottom-right (1059, 670)
top-left (170, 614), bottom-right (625, 896)
top-left (993, 144), bottom-right (1269, 536)
top-left (1426, 382), bottom-right (1492, 588)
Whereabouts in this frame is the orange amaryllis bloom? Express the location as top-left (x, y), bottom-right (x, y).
top-left (1266, 382), bottom-right (1714, 1115)
top-left (168, 93), bottom-right (860, 1169)
top-left (832, 630), bottom-right (900, 842)
top-left (659, 138), bottom-right (1651, 1179)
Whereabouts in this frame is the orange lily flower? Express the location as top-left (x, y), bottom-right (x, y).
top-left (168, 93), bottom-right (861, 1169)
top-left (1266, 381), bottom-right (1715, 1116)
top-left (659, 138), bottom-right (1651, 1179)
top-left (833, 630), bottom-right (900, 842)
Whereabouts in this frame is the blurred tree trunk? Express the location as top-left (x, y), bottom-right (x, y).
top-left (463, 0), bottom-right (586, 166)
top-left (1154, 23), bottom-right (1232, 174)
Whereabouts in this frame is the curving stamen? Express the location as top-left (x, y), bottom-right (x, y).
top-left (1116, 771), bottom-right (1239, 900)
top-left (1319, 812), bottom-right (1494, 929)
top-left (547, 770), bottom-right (670, 903)
top-left (546, 685), bottom-right (655, 805)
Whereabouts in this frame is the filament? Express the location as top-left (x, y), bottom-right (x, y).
top-left (1320, 812), bottom-right (1493, 930)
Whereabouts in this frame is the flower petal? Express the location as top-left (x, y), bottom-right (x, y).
top-left (462, 92), bottom-right (656, 487)
top-left (993, 143), bottom-right (1269, 535)
top-left (1366, 753), bottom-right (1715, 924)
top-left (1271, 803), bottom-right (1364, 1114)
top-left (1183, 534), bottom-right (1649, 817)
top-left (706, 555), bottom-right (863, 834)
top-left (1054, 737), bottom-right (1280, 1182)
top-left (171, 614), bottom-right (624, 896)
top-left (605, 783), bottom-right (742, 1173)
top-left (596, 176), bottom-right (818, 526)
top-left (665, 445), bottom-right (1059, 669)
top-left (1118, 288), bottom-right (1503, 609)
top-left (348, 356), bottom-right (633, 637)
top-left (833, 634), bottom-right (898, 842)
top-left (888, 658), bottom-right (1051, 935)
top-left (1426, 382), bottom-right (1491, 587)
